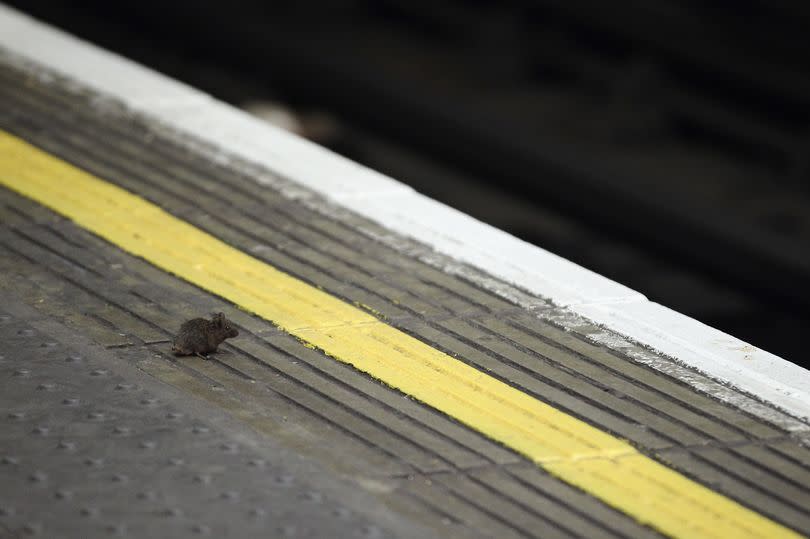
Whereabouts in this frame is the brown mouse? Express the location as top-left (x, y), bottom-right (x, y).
top-left (171, 313), bottom-right (239, 359)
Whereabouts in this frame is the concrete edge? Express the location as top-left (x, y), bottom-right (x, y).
top-left (2, 2), bottom-right (809, 423)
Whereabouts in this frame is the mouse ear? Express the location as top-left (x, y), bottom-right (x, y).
top-left (213, 312), bottom-right (224, 327)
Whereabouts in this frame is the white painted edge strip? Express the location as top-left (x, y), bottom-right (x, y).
top-left (2, 3), bottom-right (810, 425)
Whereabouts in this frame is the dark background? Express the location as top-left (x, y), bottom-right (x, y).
top-left (9, 1), bottom-right (810, 366)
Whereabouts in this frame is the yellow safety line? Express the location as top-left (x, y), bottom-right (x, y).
top-left (0, 130), bottom-right (799, 539)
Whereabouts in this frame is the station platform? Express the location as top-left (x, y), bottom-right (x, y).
top-left (1, 5), bottom-right (810, 539)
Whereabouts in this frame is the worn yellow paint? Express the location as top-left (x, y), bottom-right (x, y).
top-left (0, 130), bottom-right (799, 539)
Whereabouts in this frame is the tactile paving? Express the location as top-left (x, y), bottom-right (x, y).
top-left (0, 300), bottom-right (440, 539)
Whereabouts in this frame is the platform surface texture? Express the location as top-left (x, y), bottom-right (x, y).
top-left (1, 4), bottom-right (810, 539)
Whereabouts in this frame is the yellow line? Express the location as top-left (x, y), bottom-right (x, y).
top-left (0, 130), bottom-right (799, 539)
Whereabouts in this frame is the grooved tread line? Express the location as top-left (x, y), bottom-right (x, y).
top-left (687, 449), bottom-right (810, 516)
top-left (430, 317), bottom-right (718, 444)
top-left (395, 318), bottom-right (681, 448)
top-left (436, 472), bottom-right (581, 539)
top-left (431, 474), bottom-right (572, 539)
top-left (500, 314), bottom-right (787, 439)
top-left (0, 130), bottom-right (802, 539)
top-left (462, 318), bottom-right (778, 445)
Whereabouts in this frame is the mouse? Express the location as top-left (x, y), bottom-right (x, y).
top-left (171, 312), bottom-right (239, 359)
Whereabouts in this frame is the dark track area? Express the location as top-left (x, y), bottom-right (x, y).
top-left (8, 0), bottom-right (810, 366)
